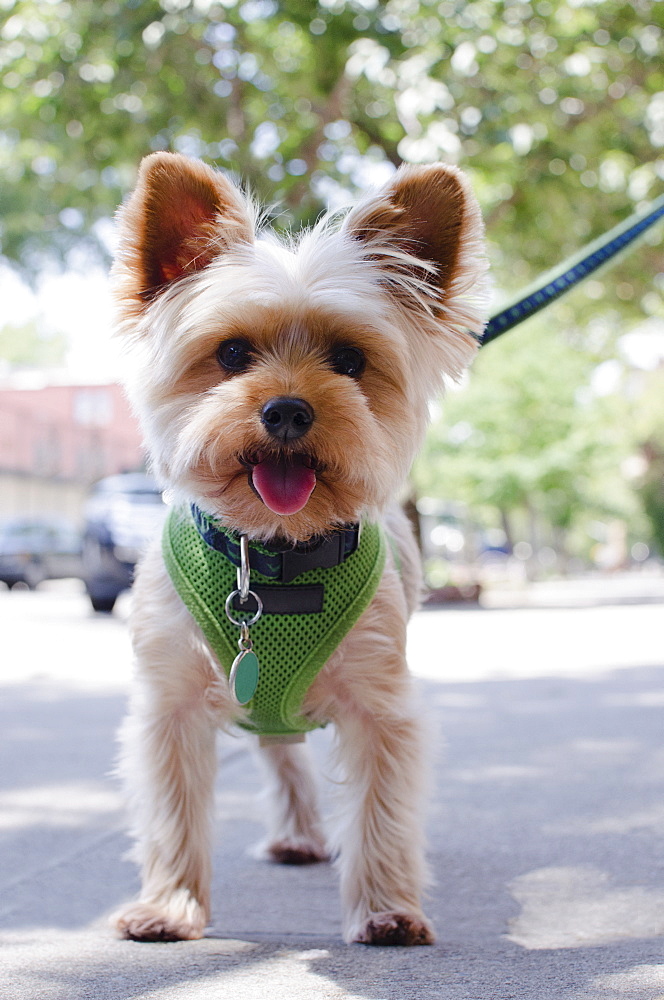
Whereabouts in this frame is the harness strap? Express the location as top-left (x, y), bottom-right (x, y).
top-left (163, 507), bottom-right (386, 738)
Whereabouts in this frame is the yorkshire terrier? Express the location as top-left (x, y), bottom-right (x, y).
top-left (110, 151), bottom-right (487, 946)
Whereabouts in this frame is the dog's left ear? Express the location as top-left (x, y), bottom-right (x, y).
top-left (113, 152), bottom-right (254, 310)
top-left (342, 163), bottom-right (485, 325)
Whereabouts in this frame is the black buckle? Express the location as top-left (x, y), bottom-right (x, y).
top-left (277, 526), bottom-right (360, 582)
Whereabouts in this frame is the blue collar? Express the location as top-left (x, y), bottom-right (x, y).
top-left (190, 505), bottom-right (361, 585)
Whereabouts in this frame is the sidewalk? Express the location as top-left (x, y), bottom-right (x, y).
top-left (1, 579), bottom-right (664, 999)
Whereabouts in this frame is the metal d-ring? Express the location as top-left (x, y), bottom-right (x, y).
top-left (225, 588), bottom-right (263, 627)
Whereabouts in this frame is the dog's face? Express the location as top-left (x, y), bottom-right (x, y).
top-left (113, 153), bottom-right (487, 542)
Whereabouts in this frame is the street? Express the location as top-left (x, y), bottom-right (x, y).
top-left (1, 576), bottom-right (664, 999)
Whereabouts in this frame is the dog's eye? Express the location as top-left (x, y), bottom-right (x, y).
top-left (216, 338), bottom-right (254, 373)
top-left (329, 346), bottom-right (365, 379)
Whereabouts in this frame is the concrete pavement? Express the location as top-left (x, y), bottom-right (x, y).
top-left (1, 575), bottom-right (664, 999)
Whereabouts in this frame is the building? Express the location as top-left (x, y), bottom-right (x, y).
top-left (0, 381), bottom-right (145, 521)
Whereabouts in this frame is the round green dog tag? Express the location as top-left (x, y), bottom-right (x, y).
top-left (230, 650), bottom-right (259, 705)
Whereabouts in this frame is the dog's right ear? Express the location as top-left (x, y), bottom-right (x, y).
top-left (113, 152), bottom-right (254, 309)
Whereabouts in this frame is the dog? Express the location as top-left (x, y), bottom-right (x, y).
top-left (110, 151), bottom-right (487, 946)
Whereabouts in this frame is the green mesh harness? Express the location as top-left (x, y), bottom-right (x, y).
top-left (163, 506), bottom-right (386, 738)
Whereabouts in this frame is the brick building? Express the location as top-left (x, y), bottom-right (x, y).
top-left (0, 381), bottom-right (145, 521)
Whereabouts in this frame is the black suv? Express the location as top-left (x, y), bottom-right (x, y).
top-left (0, 517), bottom-right (82, 589)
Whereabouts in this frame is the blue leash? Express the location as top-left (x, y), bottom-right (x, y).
top-left (481, 192), bottom-right (664, 346)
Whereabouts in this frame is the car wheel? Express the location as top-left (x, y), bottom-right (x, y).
top-left (23, 560), bottom-right (45, 590)
top-left (90, 594), bottom-right (117, 613)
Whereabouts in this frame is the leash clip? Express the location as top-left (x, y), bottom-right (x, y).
top-left (237, 534), bottom-right (251, 603)
top-left (225, 534), bottom-right (262, 705)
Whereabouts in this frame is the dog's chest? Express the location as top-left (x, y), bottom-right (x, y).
top-left (163, 507), bottom-right (386, 739)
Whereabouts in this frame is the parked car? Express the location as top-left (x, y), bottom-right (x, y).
top-left (82, 473), bottom-right (167, 612)
top-left (0, 517), bottom-right (83, 589)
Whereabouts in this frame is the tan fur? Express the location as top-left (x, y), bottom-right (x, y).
top-left (111, 152), bottom-right (488, 945)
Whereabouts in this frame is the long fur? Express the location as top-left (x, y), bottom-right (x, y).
top-left (110, 153), bottom-right (488, 945)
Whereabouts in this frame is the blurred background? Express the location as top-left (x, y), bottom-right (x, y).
top-left (1, 0), bottom-right (663, 603)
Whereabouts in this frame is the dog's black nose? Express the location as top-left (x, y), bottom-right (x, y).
top-left (261, 397), bottom-right (314, 442)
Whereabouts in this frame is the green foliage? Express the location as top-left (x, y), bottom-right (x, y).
top-left (641, 459), bottom-right (664, 555)
top-left (2, 0), bottom-right (663, 559)
top-left (0, 319), bottom-right (67, 367)
top-left (1, 0), bottom-right (663, 327)
top-left (412, 306), bottom-right (646, 558)
top-left (633, 367), bottom-right (664, 553)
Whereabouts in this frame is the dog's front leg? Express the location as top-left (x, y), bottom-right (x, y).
top-left (332, 699), bottom-right (435, 946)
top-left (111, 549), bottom-right (226, 942)
top-left (322, 575), bottom-right (434, 947)
top-left (112, 674), bottom-right (219, 941)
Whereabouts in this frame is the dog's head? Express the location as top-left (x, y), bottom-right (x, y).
top-left (112, 152), bottom-right (487, 542)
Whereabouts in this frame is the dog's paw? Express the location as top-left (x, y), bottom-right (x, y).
top-left (112, 897), bottom-right (206, 942)
top-left (266, 837), bottom-right (330, 866)
top-left (351, 911), bottom-right (435, 947)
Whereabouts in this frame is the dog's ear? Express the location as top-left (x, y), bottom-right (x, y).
top-left (342, 163), bottom-right (485, 318)
top-left (114, 152), bottom-right (253, 306)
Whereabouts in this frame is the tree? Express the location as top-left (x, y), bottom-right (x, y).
top-left (632, 365), bottom-right (664, 554)
top-left (2, 0), bottom-right (663, 562)
top-left (1, 0), bottom-right (662, 330)
top-left (0, 318), bottom-right (66, 368)
top-left (412, 307), bottom-right (645, 563)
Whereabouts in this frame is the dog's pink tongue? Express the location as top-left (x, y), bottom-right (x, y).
top-left (252, 457), bottom-right (316, 516)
